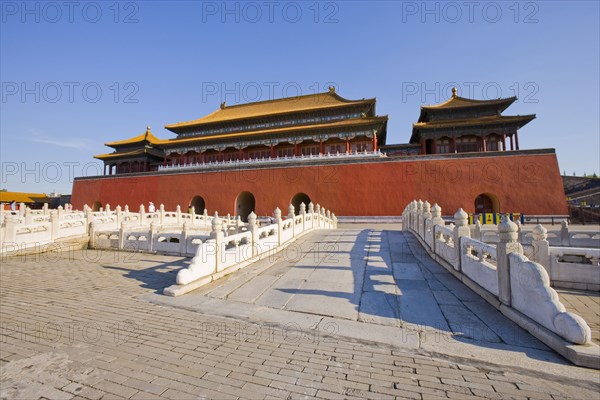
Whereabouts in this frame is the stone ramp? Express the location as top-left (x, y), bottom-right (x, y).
top-left (144, 225), bottom-right (581, 369)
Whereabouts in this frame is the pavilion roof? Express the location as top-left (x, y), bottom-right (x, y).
top-left (413, 114), bottom-right (536, 130)
top-left (105, 126), bottom-right (162, 147)
top-left (94, 147), bottom-right (165, 161)
top-left (421, 96), bottom-right (516, 111)
top-left (165, 89), bottom-right (376, 132)
top-left (158, 116), bottom-right (388, 147)
top-left (418, 88), bottom-right (517, 122)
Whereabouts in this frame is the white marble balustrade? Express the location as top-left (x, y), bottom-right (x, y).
top-left (402, 200), bottom-right (593, 346)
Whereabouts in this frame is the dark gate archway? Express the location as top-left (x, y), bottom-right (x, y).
top-left (235, 191), bottom-right (255, 221)
top-left (475, 193), bottom-right (499, 214)
top-left (190, 196), bottom-right (206, 213)
top-left (290, 192), bottom-right (311, 215)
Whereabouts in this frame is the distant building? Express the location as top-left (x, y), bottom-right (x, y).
top-left (410, 87), bottom-right (534, 154)
top-left (95, 87), bottom-right (387, 175)
top-left (73, 88), bottom-right (567, 217)
top-left (0, 191), bottom-right (48, 209)
top-left (0, 191), bottom-right (71, 209)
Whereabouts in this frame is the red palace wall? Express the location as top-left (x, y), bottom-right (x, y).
top-left (71, 151), bottom-right (568, 217)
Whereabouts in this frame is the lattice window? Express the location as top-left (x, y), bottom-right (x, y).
top-left (351, 142), bottom-right (373, 152)
top-left (277, 148), bottom-right (294, 157)
top-left (301, 146), bottom-right (320, 155)
top-left (436, 138), bottom-right (451, 154)
top-left (326, 144), bottom-right (343, 154)
top-left (486, 135), bottom-right (500, 151)
top-left (456, 136), bottom-right (479, 153)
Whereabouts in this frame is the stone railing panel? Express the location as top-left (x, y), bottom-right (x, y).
top-left (58, 219), bottom-right (86, 238)
top-left (568, 232), bottom-right (600, 248)
top-left (461, 237), bottom-right (499, 296)
top-left (219, 231), bottom-right (254, 272)
top-left (123, 232), bottom-right (151, 252)
top-left (15, 223), bottom-right (51, 244)
top-left (434, 224), bottom-right (458, 269)
top-left (155, 233), bottom-right (184, 254)
top-left (549, 247), bottom-right (600, 287)
top-left (94, 231), bottom-right (119, 249)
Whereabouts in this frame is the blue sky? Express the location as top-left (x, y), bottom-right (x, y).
top-left (1, 1), bottom-right (599, 194)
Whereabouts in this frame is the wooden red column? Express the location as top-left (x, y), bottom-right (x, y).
top-left (515, 132), bottom-right (520, 150)
top-left (373, 133), bottom-right (378, 152)
top-left (482, 135), bottom-right (487, 152)
top-left (510, 135), bottom-right (514, 151)
top-left (320, 140), bottom-right (324, 154)
top-left (420, 139), bottom-right (426, 154)
top-left (451, 137), bottom-right (457, 153)
top-left (345, 139), bottom-right (350, 154)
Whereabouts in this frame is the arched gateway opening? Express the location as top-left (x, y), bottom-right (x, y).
top-left (190, 196), bottom-right (206, 213)
top-left (290, 193), bottom-right (311, 215)
top-left (235, 191), bottom-right (255, 222)
top-left (92, 201), bottom-right (102, 211)
top-left (474, 193), bottom-right (499, 214)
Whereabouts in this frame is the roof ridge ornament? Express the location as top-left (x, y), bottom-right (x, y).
top-left (328, 86), bottom-right (336, 94)
top-left (220, 101), bottom-right (226, 109)
top-left (451, 87), bottom-right (457, 98)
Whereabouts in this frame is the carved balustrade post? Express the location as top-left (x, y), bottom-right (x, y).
top-left (274, 207), bottom-right (283, 245)
top-left (560, 220), bottom-right (570, 246)
top-left (496, 216), bottom-right (523, 306)
top-left (211, 212), bottom-right (224, 270)
top-left (300, 202), bottom-right (306, 231)
top-left (453, 208), bottom-right (470, 271)
top-left (531, 224), bottom-right (550, 275)
top-left (248, 212), bottom-right (259, 257)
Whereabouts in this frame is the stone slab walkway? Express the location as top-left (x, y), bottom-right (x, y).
top-left (1, 224), bottom-right (599, 399)
top-left (557, 288), bottom-right (600, 345)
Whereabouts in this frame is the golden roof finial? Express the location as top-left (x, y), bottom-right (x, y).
top-left (451, 87), bottom-right (457, 97)
top-left (328, 86), bottom-right (336, 94)
top-left (146, 125), bottom-right (151, 132)
top-left (220, 101), bottom-right (226, 109)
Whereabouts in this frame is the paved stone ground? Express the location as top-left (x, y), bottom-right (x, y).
top-left (557, 289), bottom-right (600, 345)
top-left (1, 225), bottom-right (599, 399)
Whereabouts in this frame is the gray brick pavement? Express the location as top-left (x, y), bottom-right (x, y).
top-left (1, 230), bottom-right (599, 399)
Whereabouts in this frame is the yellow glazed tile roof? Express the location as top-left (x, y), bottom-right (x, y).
top-left (94, 148), bottom-right (164, 160)
top-left (413, 114), bottom-right (535, 129)
top-left (165, 89), bottom-right (375, 130)
top-left (105, 126), bottom-right (161, 147)
top-left (421, 94), bottom-right (516, 110)
top-left (158, 116), bottom-right (388, 146)
top-left (0, 192), bottom-right (48, 203)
